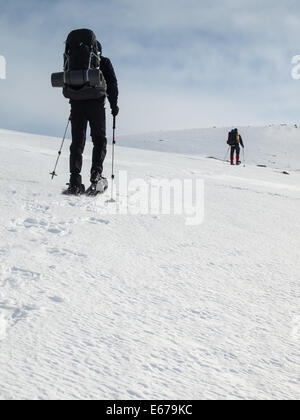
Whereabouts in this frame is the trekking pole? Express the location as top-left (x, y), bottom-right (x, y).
top-left (50, 114), bottom-right (71, 180)
top-left (110, 116), bottom-right (117, 202)
top-left (224, 146), bottom-right (230, 161)
top-left (242, 147), bottom-right (245, 165)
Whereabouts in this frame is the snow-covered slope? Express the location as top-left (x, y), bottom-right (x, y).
top-left (0, 127), bottom-right (299, 400)
top-left (119, 125), bottom-right (300, 171)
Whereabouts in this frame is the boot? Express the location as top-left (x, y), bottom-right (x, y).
top-left (90, 170), bottom-right (102, 184)
top-left (236, 155), bottom-right (241, 165)
top-left (65, 183), bottom-right (85, 196)
top-left (86, 172), bottom-right (108, 196)
top-left (230, 156), bottom-right (234, 165)
top-left (65, 174), bottom-right (85, 196)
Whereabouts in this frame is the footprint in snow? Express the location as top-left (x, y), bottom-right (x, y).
top-left (24, 218), bottom-right (39, 227)
top-left (88, 217), bottom-right (109, 225)
top-left (48, 296), bottom-right (65, 304)
top-left (0, 301), bottom-right (39, 334)
top-left (13, 218), bottom-right (69, 236)
top-left (0, 266), bottom-right (41, 288)
top-left (47, 248), bottom-right (87, 258)
top-left (0, 248), bottom-right (8, 257)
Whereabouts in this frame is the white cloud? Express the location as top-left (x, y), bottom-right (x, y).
top-left (0, 0), bottom-right (300, 136)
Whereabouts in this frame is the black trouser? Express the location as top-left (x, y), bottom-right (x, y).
top-left (70, 99), bottom-right (107, 186)
top-left (230, 145), bottom-right (240, 160)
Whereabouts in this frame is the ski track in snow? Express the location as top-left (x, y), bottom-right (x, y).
top-left (0, 128), bottom-right (299, 400)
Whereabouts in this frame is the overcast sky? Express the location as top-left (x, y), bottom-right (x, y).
top-left (0, 0), bottom-right (300, 137)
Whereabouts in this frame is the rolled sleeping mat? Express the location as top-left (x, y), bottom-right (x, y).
top-left (64, 70), bottom-right (87, 86)
top-left (51, 69), bottom-right (102, 88)
top-left (51, 72), bottom-right (65, 88)
top-left (88, 69), bottom-right (103, 86)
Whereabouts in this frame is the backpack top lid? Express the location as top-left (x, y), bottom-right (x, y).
top-left (65, 29), bottom-right (99, 71)
top-left (66, 29), bottom-right (97, 49)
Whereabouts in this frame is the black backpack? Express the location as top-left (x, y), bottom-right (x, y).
top-left (62, 29), bottom-right (106, 100)
top-left (227, 130), bottom-right (238, 146)
top-left (64, 29), bottom-right (99, 71)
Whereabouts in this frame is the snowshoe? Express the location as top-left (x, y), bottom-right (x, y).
top-left (90, 170), bottom-right (102, 184)
top-left (63, 183), bottom-right (85, 196)
top-left (86, 177), bottom-right (108, 197)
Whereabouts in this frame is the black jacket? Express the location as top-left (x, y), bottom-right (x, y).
top-left (238, 135), bottom-right (244, 148)
top-left (100, 56), bottom-right (118, 109)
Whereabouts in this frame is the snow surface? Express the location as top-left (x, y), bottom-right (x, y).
top-left (0, 126), bottom-right (299, 400)
top-left (120, 125), bottom-right (300, 171)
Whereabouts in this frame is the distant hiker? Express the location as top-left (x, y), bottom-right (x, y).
top-left (59, 29), bottom-right (119, 195)
top-left (227, 128), bottom-right (244, 165)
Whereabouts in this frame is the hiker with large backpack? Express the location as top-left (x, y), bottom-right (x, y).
top-left (227, 128), bottom-right (244, 165)
top-left (52, 29), bottom-right (119, 195)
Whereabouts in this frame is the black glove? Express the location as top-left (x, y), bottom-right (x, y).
top-left (111, 105), bottom-right (119, 117)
